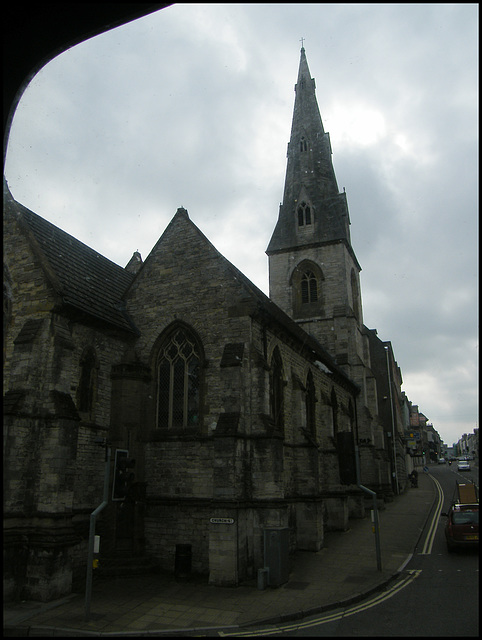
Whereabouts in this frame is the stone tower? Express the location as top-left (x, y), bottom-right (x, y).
top-left (267, 47), bottom-right (382, 482)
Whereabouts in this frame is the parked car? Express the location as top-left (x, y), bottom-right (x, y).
top-left (438, 458), bottom-right (446, 464)
top-left (442, 502), bottom-right (479, 551)
top-left (457, 460), bottom-right (471, 471)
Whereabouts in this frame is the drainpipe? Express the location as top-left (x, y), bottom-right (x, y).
top-left (385, 346), bottom-right (399, 495)
top-left (354, 398), bottom-right (382, 571)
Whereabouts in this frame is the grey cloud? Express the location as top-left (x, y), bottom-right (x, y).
top-left (4, 3), bottom-right (477, 445)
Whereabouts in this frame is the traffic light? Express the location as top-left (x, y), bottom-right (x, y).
top-left (112, 449), bottom-right (135, 501)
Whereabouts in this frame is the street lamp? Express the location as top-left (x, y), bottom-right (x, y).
top-left (385, 346), bottom-right (399, 495)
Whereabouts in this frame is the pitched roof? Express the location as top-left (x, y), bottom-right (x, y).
top-left (5, 190), bottom-right (137, 333)
top-left (5, 191), bottom-right (359, 391)
top-left (156, 209), bottom-right (359, 393)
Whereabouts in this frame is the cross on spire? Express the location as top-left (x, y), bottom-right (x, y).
top-left (300, 37), bottom-right (305, 49)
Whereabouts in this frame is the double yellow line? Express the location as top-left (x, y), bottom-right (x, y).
top-left (419, 473), bottom-right (444, 555)
top-left (219, 570), bottom-right (422, 637)
top-left (221, 476), bottom-right (445, 637)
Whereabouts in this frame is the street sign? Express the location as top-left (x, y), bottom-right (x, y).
top-left (210, 517), bottom-right (235, 524)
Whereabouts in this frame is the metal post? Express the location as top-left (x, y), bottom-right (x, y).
top-left (84, 444), bottom-right (111, 621)
top-left (371, 494), bottom-right (382, 571)
top-left (355, 439), bottom-right (382, 571)
top-left (385, 346), bottom-right (399, 495)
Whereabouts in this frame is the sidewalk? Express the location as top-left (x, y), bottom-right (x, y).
top-left (3, 472), bottom-right (436, 637)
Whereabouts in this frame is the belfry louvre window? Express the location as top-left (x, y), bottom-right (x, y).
top-left (157, 327), bottom-right (201, 429)
top-left (297, 201), bottom-right (312, 226)
top-left (301, 271), bottom-right (318, 304)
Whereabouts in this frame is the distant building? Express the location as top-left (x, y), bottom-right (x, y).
top-left (457, 429), bottom-right (479, 459)
top-left (4, 47), bottom-right (406, 602)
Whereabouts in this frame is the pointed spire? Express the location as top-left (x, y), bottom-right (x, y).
top-left (267, 47), bottom-right (351, 255)
top-left (175, 207), bottom-right (189, 219)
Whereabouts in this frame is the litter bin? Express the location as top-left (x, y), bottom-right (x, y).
top-left (175, 543), bottom-right (192, 580)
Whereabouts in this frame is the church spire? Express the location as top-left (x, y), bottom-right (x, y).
top-left (267, 47), bottom-right (351, 255)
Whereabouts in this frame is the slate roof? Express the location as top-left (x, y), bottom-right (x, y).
top-left (6, 192), bottom-right (137, 333)
top-left (5, 190), bottom-right (359, 391)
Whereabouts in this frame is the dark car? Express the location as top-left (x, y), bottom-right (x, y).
top-left (442, 502), bottom-right (479, 552)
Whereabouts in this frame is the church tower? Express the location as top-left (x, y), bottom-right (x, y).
top-left (267, 47), bottom-right (379, 452)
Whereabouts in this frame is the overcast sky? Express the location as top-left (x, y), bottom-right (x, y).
top-left (4, 3), bottom-right (478, 447)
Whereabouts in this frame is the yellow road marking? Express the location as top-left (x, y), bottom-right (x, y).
top-left (420, 474), bottom-right (444, 555)
top-left (219, 570), bottom-right (422, 637)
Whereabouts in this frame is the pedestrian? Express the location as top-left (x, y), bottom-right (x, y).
top-left (409, 469), bottom-right (418, 488)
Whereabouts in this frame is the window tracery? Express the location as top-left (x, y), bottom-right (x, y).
top-left (157, 326), bottom-right (201, 429)
top-left (301, 271), bottom-right (318, 304)
top-left (291, 260), bottom-right (324, 318)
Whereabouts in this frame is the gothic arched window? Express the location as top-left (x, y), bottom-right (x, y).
top-left (331, 387), bottom-right (339, 437)
top-left (297, 201), bottom-right (312, 226)
top-left (300, 136), bottom-right (308, 153)
top-left (291, 260), bottom-right (324, 319)
top-left (269, 347), bottom-right (284, 428)
top-left (301, 271), bottom-right (318, 304)
top-left (78, 347), bottom-right (97, 415)
top-left (306, 370), bottom-right (316, 435)
top-left (156, 325), bottom-right (202, 429)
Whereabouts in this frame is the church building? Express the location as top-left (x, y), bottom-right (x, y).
top-left (3, 47), bottom-right (406, 602)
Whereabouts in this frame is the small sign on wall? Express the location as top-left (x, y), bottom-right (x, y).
top-left (210, 517), bottom-right (235, 524)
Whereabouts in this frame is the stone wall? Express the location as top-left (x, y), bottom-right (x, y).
top-left (4, 205), bottom-right (367, 597)
top-left (3, 210), bottom-right (136, 600)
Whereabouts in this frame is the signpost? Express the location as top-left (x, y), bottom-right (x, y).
top-left (85, 442), bottom-right (111, 622)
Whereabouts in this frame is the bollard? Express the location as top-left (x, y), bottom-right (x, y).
top-left (257, 567), bottom-right (269, 590)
